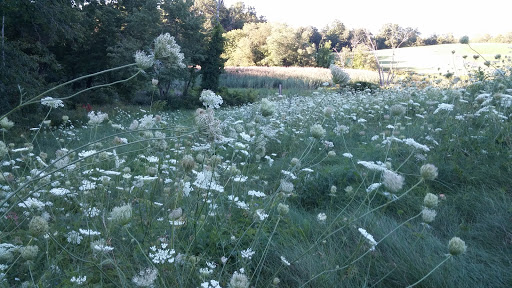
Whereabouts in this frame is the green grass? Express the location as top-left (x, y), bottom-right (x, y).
top-left (1, 62), bottom-right (512, 287)
top-left (375, 43), bottom-right (512, 75)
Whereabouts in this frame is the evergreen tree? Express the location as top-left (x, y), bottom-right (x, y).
top-left (200, 23), bottom-right (225, 92)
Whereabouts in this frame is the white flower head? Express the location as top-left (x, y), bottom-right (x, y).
top-left (200, 90), bottom-right (223, 109)
top-left (132, 267), bottom-right (158, 287)
top-left (381, 170), bottom-right (404, 192)
top-left (134, 50), bottom-right (155, 69)
top-left (41, 97), bottom-right (64, 108)
top-left (153, 33), bottom-right (186, 68)
top-left (358, 228), bottom-right (378, 251)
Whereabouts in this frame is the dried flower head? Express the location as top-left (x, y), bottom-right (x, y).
top-left (420, 164), bottom-right (438, 180)
top-left (0, 117), bottom-right (14, 130)
top-left (277, 203), bottom-right (289, 216)
top-left (20, 245), bottom-right (39, 260)
top-left (228, 269), bottom-right (250, 288)
top-left (423, 193), bottom-right (439, 208)
top-left (381, 170), bottom-right (404, 192)
top-left (110, 204), bottom-right (132, 224)
top-left (390, 104), bottom-right (406, 117)
top-left (181, 155), bottom-right (196, 172)
top-left (310, 124), bottom-right (326, 139)
top-left (448, 237), bottom-right (467, 256)
top-left (29, 216), bottom-right (49, 236)
top-left (260, 98), bottom-right (275, 117)
top-left (330, 64), bottom-right (350, 85)
top-left (421, 207), bottom-right (437, 223)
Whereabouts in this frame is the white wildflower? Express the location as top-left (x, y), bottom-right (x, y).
top-left (358, 228), bottom-right (378, 251)
top-left (66, 231), bottom-right (83, 245)
top-left (381, 170), bottom-right (404, 192)
top-left (199, 90), bottom-right (223, 109)
top-left (70, 275), bottom-right (87, 285)
top-left (241, 248), bottom-right (255, 259)
top-left (134, 50), bottom-right (154, 69)
top-left (41, 97), bottom-right (64, 108)
top-left (132, 267), bottom-right (158, 287)
top-left (87, 111), bottom-right (108, 125)
top-left (433, 103), bottom-right (454, 114)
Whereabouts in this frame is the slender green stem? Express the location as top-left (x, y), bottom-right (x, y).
top-left (406, 255), bottom-right (452, 287)
top-left (253, 216), bottom-right (281, 286)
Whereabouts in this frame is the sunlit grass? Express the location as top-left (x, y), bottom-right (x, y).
top-left (1, 58), bottom-right (511, 287)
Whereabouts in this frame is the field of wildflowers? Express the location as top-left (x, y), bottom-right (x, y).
top-left (1, 47), bottom-right (512, 287)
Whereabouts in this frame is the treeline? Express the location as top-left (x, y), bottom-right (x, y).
top-left (0, 0), bottom-right (264, 115)
top-left (223, 20), bottom-right (512, 69)
top-left (1, 0), bottom-right (510, 117)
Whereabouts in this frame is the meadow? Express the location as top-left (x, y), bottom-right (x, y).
top-left (221, 66), bottom-right (380, 90)
top-left (1, 46), bottom-right (512, 288)
top-left (375, 43), bottom-right (512, 75)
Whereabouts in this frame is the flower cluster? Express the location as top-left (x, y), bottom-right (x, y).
top-left (149, 243), bottom-right (176, 264)
top-left (41, 97), bottom-right (64, 108)
top-left (199, 90), bottom-right (223, 109)
top-left (134, 50), bottom-right (155, 69)
top-left (132, 267), bottom-right (158, 287)
top-left (358, 228), bottom-right (378, 251)
top-left (153, 33), bottom-right (186, 68)
top-left (87, 111), bottom-right (108, 125)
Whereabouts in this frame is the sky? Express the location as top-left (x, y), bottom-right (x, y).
top-left (223, 0), bottom-right (511, 38)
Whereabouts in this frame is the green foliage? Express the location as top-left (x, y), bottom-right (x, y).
top-left (351, 44), bottom-right (378, 70)
top-left (316, 41), bottom-right (334, 68)
top-left (217, 88), bottom-right (259, 106)
top-left (201, 24), bottom-right (226, 92)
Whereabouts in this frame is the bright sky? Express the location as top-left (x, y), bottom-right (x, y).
top-left (223, 0), bottom-right (510, 38)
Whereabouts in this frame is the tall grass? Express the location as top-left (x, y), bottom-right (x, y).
top-left (221, 66), bottom-right (380, 89)
top-left (0, 51), bottom-right (511, 288)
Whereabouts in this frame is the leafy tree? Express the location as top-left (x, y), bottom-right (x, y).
top-left (423, 34), bottom-right (439, 46)
top-left (316, 40), bottom-right (334, 68)
top-left (377, 23), bottom-right (419, 49)
top-left (201, 23), bottom-right (225, 92)
top-left (295, 27), bottom-right (317, 66)
top-left (223, 22), bottom-right (271, 66)
top-left (0, 0), bottom-right (83, 115)
top-left (223, 1), bottom-right (264, 31)
top-left (322, 20), bottom-right (350, 51)
top-left (263, 23), bottom-right (298, 66)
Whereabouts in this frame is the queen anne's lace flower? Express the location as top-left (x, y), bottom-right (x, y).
top-left (199, 90), bottom-right (223, 109)
top-left (134, 50), bottom-right (154, 69)
top-left (132, 267), bottom-right (158, 287)
top-left (41, 97), bottom-right (64, 108)
top-left (358, 228), bottom-right (378, 251)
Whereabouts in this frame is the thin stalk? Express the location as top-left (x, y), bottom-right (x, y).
top-left (406, 255), bottom-right (452, 287)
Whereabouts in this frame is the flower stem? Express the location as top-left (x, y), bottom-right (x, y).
top-left (406, 255), bottom-right (452, 287)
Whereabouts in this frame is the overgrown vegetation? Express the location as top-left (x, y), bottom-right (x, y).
top-left (1, 33), bottom-right (512, 287)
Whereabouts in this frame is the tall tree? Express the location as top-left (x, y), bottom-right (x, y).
top-left (0, 0), bottom-right (83, 115)
top-left (201, 23), bottom-right (225, 92)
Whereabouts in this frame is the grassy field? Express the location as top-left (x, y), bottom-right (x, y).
top-left (1, 51), bottom-right (512, 287)
top-left (221, 66), bottom-right (380, 89)
top-left (375, 43), bottom-right (512, 75)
